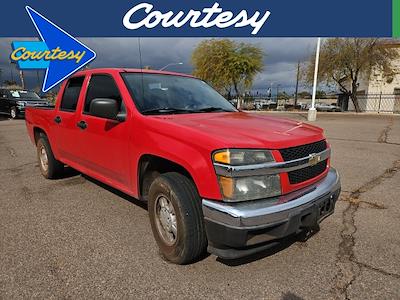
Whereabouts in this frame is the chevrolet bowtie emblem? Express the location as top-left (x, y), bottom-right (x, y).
top-left (309, 153), bottom-right (321, 166)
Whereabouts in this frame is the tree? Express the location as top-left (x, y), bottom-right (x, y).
top-left (277, 91), bottom-right (290, 100)
top-left (298, 91), bottom-right (312, 99)
top-left (316, 90), bottom-right (327, 99)
top-left (192, 39), bottom-right (264, 108)
top-left (303, 38), bottom-right (399, 112)
top-left (3, 80), bottom-right (18, 87)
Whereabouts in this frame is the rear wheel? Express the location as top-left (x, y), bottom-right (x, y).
top-left (36, 135), bottom-right (64, 179)
top-left (148, 172), bottom-right (207, 264)
top-left (10, 107), bottom-right (17, 119)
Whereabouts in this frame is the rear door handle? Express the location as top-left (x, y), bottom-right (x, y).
top-left (54, 116), bottom-right (61, 124)
top-left (77, 120), bottom-right (87, 130)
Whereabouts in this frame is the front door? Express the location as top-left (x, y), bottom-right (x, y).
top-left (74, 74), bottom-right (131, 188)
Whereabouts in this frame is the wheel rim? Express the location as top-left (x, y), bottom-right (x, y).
top-left (39, 145), bottom-right (48, 172)
top-left (10, 108), bottom-right (16, 119)
top-left (154, 195), bottom-right (177, 246)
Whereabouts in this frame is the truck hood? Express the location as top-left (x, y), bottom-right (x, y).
top-left (152, 112), bottom-right (325, 149)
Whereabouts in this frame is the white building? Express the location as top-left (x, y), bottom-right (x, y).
top-left (349, 40), bottom-right (400, 113)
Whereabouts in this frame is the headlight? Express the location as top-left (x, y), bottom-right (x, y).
top-left (16, 101), bottom-right (26, 107)
top-left (213, 149), bottom-right (281, 202)
top-left (218, 174), bottom-right (281, 202)
top-left (213, 149), bottom-right (274, 165)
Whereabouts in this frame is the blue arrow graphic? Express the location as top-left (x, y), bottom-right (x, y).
top-left (11, 6), bottom-right (96, 92)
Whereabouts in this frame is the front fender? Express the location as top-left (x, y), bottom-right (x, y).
top-left (134, 130), bottom-right (222, 200)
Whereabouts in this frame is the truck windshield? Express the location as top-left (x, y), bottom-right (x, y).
top-left (9, 90), bottom-right (41, 100)
top-left (121, 73), bottom-right (237, 115)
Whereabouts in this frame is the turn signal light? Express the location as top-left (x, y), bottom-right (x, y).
top-left (213, 150), bottom-right (230, 164)
top-left (218, 176), bottom-right (234, 198)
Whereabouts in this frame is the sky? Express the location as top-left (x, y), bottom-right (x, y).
top-left (0, 37), bottom-right (318, 94)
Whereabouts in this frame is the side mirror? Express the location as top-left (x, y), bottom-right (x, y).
top-left (89, 98), bottom-right (125, 121)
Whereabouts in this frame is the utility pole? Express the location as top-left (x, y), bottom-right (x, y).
top-left (268, 82), bottom-right (273, 100)
top-left (308, 38), bottom-right (321, 121)
top-left (19, 70), bottom-right (25, 89)
top-left (36, 70), bottom-right (40, 89)
top-left (276, 84), bottom-right (282, 109)
top-left (294, 61), bottom-right (300, 107)
top-left (10, 62), bottom-right (15, 83)
top-left (276, 84), bottom-right (280, 102)
top-left (0, 68), bottom-right (2, 86)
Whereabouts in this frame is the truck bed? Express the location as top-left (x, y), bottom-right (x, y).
top-left (25, 106), bottom-right (57, 145)
top-left (27, 104), bottom-right (55, 109)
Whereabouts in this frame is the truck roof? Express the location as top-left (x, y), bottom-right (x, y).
top-left (74, 68), bottom-right (195, 78)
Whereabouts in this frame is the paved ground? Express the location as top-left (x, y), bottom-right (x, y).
top-left (0, 113), bottom-right (399, 299)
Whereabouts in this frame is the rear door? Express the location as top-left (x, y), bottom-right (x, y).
top-left (53, 76), bottom-right (86, 163)
top-left (74, 74), bottom-right (131, 187)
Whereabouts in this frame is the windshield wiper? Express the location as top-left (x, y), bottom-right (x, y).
top-left (193, 106), bottom-right (233, 113)
top-left (141, 107), bottom-right (195, 115)
top-left (142, 106), bottom-right (234, 115)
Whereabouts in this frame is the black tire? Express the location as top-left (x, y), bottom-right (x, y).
top-left (36, 135), bottom-right (64, 179)
top-left (10, 107), bottom-right (17, 119)
top-left (148, 172), bottom-right (207, 264)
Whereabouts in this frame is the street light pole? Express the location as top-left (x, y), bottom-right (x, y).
top-left (294, 61), bottom-right (300, 107)
top-left (159, 62), bottom-right (183, 71)
top-left (308, 37), bottom-right (321, 121)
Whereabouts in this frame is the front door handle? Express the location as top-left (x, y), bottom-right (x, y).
top-left (54, 116), bottom-right (61, 124)
top-left (77, 120), bottom-right (87, 130)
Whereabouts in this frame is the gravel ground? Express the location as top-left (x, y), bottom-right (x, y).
top-left (0, 113), bottom-right (399, 299)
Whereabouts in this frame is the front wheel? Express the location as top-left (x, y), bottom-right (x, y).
top-left (148, 172), bottom-right (207, 264)
top-left (10, 107), bottom-right (17, 119)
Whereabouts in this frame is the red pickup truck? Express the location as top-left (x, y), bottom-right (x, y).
top-left (25, 68), bottom-right (341, 264)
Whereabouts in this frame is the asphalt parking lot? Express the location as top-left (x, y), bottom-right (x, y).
top-left (0, 113), bottom-right (399, 299)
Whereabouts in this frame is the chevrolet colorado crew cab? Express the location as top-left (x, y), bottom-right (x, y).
top-left (25, 68), bottom-right (341, 264)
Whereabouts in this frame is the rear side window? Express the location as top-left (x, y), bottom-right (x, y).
top-left (84, 75), bottom-right (122, 114)
top-left (60, 76), bottom-right (85, 112)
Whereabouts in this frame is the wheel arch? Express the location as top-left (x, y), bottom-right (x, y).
top-left (33, 127), bottom-right (48, 145)
top-left (137, 154), bottom-right (197, 202)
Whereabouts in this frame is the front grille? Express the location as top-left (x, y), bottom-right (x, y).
top-left (26, 102), bottom-right (47, 106)
top-left (280, 140), bottom-right (327, 161)
top-left (288, 160), bottom-right (327, 184)
top-left (280, 140), bottom-right (328, 184)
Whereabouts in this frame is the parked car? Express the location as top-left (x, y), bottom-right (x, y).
top-left (254, 99), bottom-right (276, 110)
top-left (25, 68), bottom-right (341, 264)
top-left (297, 102), bottom-right (308, 110)
top-left (315, 103), bottom-right (341, 112)
top-left (0, 89), bottom-right (51, 119)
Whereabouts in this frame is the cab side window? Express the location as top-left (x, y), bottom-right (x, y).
top-left (84, 75), bottom-right (123, 114)
top-left (60, 76), bottom-right (85, 112)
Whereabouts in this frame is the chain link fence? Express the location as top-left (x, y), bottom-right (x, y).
top-left (234, 93), bottom-right (400, 114)
top-left (348, 94), bottom-right (400, 113)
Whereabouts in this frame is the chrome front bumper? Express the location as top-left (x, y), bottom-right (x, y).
top-left (202, 168), bottom-right (341, 259)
